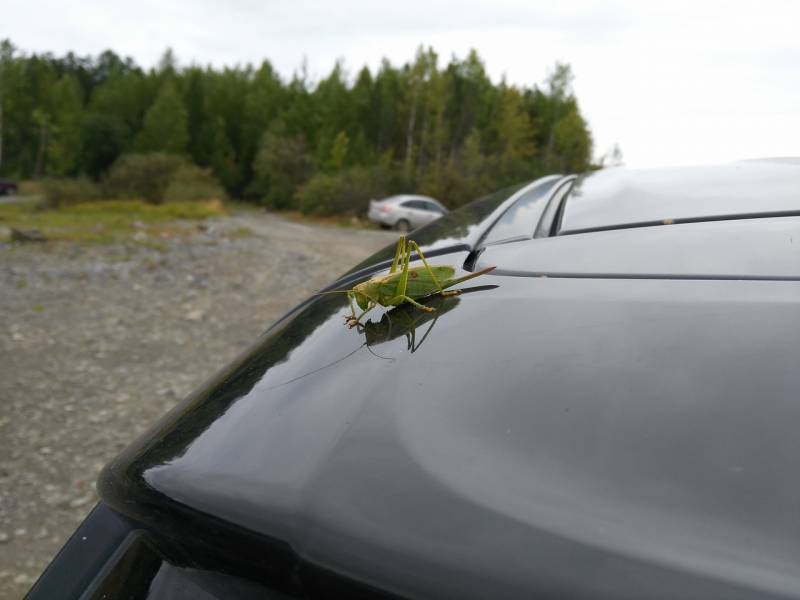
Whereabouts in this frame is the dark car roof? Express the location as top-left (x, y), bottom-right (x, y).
top-left (99, 164), bottom-right (800, 599)
top-left (559, 161), bottom-right (800, 234)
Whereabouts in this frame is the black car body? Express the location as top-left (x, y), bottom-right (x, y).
top-left (30, 161), bottom-right (800, 599)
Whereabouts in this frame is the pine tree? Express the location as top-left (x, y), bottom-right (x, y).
top-left (325, 130), bottom-right (349, 172)
top-left (136, 80), bottom-right (188, 154)
top-left (47, 74), bottom-right (83, 175)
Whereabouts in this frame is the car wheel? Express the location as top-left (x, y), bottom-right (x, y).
top-left (395, 219), bottom-right (410, 233)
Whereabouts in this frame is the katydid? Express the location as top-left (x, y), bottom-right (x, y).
top-left (322, 236), bottom-right (495, 328)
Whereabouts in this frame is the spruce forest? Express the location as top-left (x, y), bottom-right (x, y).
top-left (0, 40), bottom-right (596, 214)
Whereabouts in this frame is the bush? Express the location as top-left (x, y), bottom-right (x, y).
top-left (247, 129), bottom-right (312, 210)
top-left (296, 166), bottom-right (387, 216)
top-left (104, 153), bottom-right (187, 203)
top-left (17, 180), bottom-right (46, 197)
top-left (41, 178), bottom-right (101, 208)
top-left (417, 161), bottom-right (497, 210)
top-left (163, 165), bottom-right (226, 202)
top-left (103, 153), bottom-right (226, 205)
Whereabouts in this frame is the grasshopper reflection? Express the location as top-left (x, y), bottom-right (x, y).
top-left (270, 284), bottom-right (497, 389)
top-left (355, 284), bottom-right (498, 354)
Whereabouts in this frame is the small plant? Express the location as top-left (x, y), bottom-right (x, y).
top-left (103, 153), bottom-right (187, 203)
top-left (41, 178), bottom-right (101, 208)
top-left (163, 165), bottom-right (226, 202)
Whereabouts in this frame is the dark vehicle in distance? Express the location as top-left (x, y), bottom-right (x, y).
top-left (0, 178), bottom-right (17, 195)
top-left (29, 161), bottom-right (800, 599)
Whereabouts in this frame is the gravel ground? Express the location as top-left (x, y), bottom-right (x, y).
top-left (0, 212), bottom-right (394, 599)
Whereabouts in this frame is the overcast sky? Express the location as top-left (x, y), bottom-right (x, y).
top-left (8, 0), bottom-right (800, 167)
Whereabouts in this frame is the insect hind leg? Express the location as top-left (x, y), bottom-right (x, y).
top-left (387, 294), bottom-right (435, 312)
top-left (389, 236), bottom-right (406, 274)
top-left (407, 240), bottom-right (443, 292)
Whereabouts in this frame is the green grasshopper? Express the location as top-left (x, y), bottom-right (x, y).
top-left (324, 236), bottom-right (495, 328)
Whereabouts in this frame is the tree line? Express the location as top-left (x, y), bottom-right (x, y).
top-left (0, 40), bottom-right (597, 213)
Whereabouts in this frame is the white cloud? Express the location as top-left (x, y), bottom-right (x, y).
top-left (7, 0), bottom-right (800, 167)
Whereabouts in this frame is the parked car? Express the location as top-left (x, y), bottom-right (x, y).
top-left (0, 178), bottom-right (17, 196)
top-left (30, 161), bottom-right (800, 599)
top-left (367, 194), bottom-right (447, 231)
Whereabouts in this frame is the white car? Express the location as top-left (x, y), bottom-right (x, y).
top-left (367, 195), bottom-right (448, 232)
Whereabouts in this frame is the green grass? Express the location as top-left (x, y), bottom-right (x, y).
top-left (0, 199), bottom-right (226, 243)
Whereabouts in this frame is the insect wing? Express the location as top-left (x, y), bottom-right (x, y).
top-left (373, 265), bottom-right (456, 300)
top-left (404, 265), bottom-right (456, 298)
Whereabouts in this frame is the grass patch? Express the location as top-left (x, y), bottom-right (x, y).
top-left (0, 199), bottom-right (226, 243)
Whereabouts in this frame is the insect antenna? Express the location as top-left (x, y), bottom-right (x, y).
top-left (268, 343), bottom-right (365, 389)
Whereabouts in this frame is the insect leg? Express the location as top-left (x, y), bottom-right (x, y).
top-left (407, 240), bottom-right (443, 292)
top-left (389, 236), bottom-right (405, 274)
top-left (388, 245), bottom-right (437, 312)
top-left (346, 291), bottom-right (358, 319)
top-left (414, 314), bottom-right (439, 351)
top-left (393, 237), bottom-right (412, 300)
top-left (387, 294), bottom-right (435, 312)
top-left (347, 302), bottom-right (376, 328)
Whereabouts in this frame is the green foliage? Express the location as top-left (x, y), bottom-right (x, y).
top-left (325, 130), bottom-right (350, 172)
top-left (104, 152), bottom-right (187, 203)
top-left (247, 127), bottom-right (312, 209)
top-left (0, 198), bottom-right (225, 243)
top-left (41, 177), bottom-right (100, 207)
top-left (163, 164), bottom-right (226, 202)
top-left (46, 75), bottom-right (83, 175)
top-left (296, 166), bottom-right (385, 216)
top-left (135, 80), bottom-right (189, 154)
top-left (0, 39), bottom-right (598, 213)
top-left (79, 112), bottom-right (129, 177)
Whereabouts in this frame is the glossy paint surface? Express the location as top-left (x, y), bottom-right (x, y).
top-left (95, 162), bottom-right (800, 599)
top-left (478, 216), bottom-right (800, 280)
top-left (560, 161), bottom-right (800, 234)
top-left (100, 265), bottom-right (800, 599)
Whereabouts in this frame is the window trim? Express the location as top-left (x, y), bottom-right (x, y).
top-left (534, 177), bottom-right (576, 238)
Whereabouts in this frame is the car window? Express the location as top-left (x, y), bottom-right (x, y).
top-left (425, 201), bottom-right (445, 213)
top-left (402, 200), bottom-right (425, 210)
top-left (481, 177), bottom-right (562, 245)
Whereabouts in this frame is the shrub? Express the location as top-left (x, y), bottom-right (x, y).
top-left (17, 180), bottom-right (46, 197)
top-left (40, 178), bottom-right (101, 208)
top-left (247, 129), bottom-right (312, 209)
top-left (417, 166), bottom-right (484, 209)
top-left (163, 165), bottom-right (226, 202)
top-left (296, 166), bottom-right (387, 216)
top-left (104, 153), bottom-right (187, 203)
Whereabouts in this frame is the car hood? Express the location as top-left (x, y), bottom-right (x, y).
top-left (99, 269), bottom-right (800, 599)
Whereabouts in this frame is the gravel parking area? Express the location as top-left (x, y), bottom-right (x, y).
top-left (0, 213), bottom-right (394, 599)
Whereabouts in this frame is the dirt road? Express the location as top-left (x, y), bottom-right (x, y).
top-left (0, 212), bottom-right (394, 598)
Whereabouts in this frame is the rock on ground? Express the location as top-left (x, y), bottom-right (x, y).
top-left (0, 212), bottom-right (395, 599)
